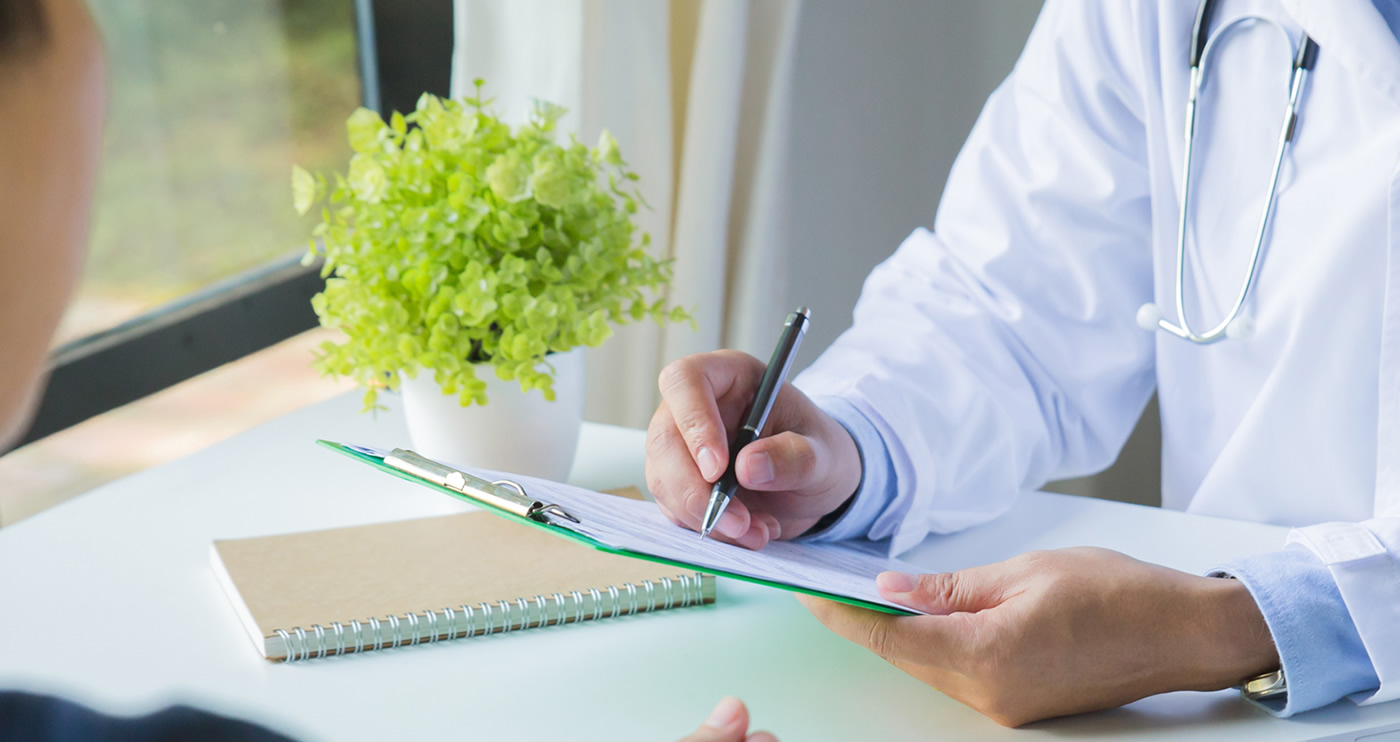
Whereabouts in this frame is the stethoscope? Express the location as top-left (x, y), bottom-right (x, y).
top-left (1135, 0), bottom-right (1319, 344)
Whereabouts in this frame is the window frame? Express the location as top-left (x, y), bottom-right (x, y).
top-left (8, 0), bottom-right (454, 452)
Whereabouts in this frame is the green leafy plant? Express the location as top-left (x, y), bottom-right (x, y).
top-left (293, 82), bottom-right (689, 410)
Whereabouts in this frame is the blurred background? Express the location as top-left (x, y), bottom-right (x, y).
top-left (0, 0), bottom-right (1159, 526)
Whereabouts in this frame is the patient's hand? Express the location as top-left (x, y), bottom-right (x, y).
top-left (677, 697), bottom-right (777, 742)
top-left (799, 547), bottom-right (1280, 727)
top-left (645, 350), bottom-right (862, 550)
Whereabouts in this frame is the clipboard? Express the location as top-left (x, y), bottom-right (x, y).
top-left (319, 440), bottom-right (909, 615)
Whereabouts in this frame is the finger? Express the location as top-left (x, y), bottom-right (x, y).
top-left (650, 462), bottom-right (768, 550)
top-left (655, 482), bottom-right (768, 550)
top-left (727, 517), bottom-right (770, 551)
top-left (875, 568), bottom-right (1006, 615)
top-left (756, 511), bottom-right (781, 542)
top-left (735, 430), bottom-right (824, 493)
top-left (645, 393), bottom-right (772, 550)
top-left (657, 353), bottom-right (763, 482)
top-left (677, 696), bottom-right (750, 742)
top-left (676, 476), bottom-right (751, 536)
top-left (796, 593), bottom-right (973, 666)
top-left (646, 403), bottom-right (712, 512)
top-left (746, 733), bottom-right (779, 742)
top-left (680, 485), bottom-right (774, 550)
top-left (648, 406), bottom-right (751, 541)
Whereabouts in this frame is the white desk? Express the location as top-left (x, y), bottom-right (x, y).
top-left (2, 393), bottom-right (1398, 741)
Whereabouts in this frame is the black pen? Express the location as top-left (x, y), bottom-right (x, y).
top-left (699, 307), bottom-right (811, 540)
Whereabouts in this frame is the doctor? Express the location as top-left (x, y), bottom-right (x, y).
top-left (652, 0), bottom-right (1400, 730)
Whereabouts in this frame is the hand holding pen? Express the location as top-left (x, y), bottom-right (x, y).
top-left (644, 308), bottom-right (865, 550)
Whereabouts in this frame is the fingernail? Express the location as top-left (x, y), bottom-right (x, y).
top-left (747, 452), bottom-right (775, 486)
top-left (877, 571), bottom-right (916, 593)
top-left (716, 510), bottom-right (746, 539)
top-left (705, 696), bottom-right (743, 729)
top-left (697, 446), bottom-right (721, 481)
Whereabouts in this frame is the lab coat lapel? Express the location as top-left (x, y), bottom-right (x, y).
top-left (1279, 0), bottom-right (1400, 104)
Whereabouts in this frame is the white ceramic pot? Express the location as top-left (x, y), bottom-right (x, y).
top-left (398, 349), bottom-right (585, 481)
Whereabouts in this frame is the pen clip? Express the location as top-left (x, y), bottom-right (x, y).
top-left (383, 449), bottom-right (580, 524)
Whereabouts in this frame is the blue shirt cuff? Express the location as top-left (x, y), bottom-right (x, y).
top-left (797, 396), bottom-right (896, 542)
top-left (1211, 548), bottom-right (1379, 716)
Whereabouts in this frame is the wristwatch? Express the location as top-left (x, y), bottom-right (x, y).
top-left (1242, 668), bottom-right (1288, 703)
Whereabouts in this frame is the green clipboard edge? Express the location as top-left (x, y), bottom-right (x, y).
top-left (318, 440), bottom-right (912, 616)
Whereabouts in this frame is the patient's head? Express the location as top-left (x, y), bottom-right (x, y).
top-left (0, 0), bottom-right (48, 62)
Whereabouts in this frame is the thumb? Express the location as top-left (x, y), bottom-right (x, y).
top-left (875, 570), bottom-right (1001, 615)
top-left (736, 431), bottom-right (824, 493)
top-left (678, 697), bottom-right (750, 742)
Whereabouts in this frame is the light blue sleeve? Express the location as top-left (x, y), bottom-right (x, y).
top-left (1211, 549), bottom-right (1380, 716)
top-left (795, 396), bottom-right (897, 543)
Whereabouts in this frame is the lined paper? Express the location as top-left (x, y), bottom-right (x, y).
top-left (518, 475), bottom-right (921, 613)
top-left (351, 444), bottom-right (921, 612)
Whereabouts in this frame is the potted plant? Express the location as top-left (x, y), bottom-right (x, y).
top-left (292, 81), bottom-right (688, 479)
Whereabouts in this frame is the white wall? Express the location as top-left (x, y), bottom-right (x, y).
top-left (777, 0), bottom-right (1162, 506)
top-left (780, 0), bottom-right (1042, 362)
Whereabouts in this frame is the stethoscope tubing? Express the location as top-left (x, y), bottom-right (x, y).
top-left (1145, 2), bottom-right (1318, 344)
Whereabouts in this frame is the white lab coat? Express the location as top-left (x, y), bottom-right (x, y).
top-left (795, 0), bottom-right (1400, 705)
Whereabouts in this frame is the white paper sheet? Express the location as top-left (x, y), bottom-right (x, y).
top-left (520, 475), bottom-right (920, 611)
top-left (352, 444), bottom-right (922, 612)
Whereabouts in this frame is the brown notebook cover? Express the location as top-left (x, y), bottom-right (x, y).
top-left (211, 490), bottom-right (715, 661)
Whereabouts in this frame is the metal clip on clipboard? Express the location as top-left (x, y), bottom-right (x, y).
top-left (382, 449), bottom-right (580, 524)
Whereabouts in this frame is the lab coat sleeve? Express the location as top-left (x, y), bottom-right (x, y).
top-left (793, 0), bottom-right (1157, 555)
top-left (1211, 549), bottom-right (1380, 716)
top-left (1283, 519), bottom-right (1400, 707)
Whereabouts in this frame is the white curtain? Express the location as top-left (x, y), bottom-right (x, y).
top-left (450, 0), bottom-right (801, 428)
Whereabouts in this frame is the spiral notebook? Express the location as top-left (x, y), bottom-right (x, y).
top-left (211, 497), bottom-right (715, 662)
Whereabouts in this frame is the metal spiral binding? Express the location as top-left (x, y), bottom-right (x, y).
top-left (274, 571), bottom-right (712, 662)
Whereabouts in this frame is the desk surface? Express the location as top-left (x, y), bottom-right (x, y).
top-left (2, 393), bottom-right (1397, 741)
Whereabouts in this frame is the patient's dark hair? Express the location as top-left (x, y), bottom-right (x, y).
top-left (0, 0), bottom-right (48, 61)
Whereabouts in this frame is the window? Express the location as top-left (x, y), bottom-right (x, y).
top-left (2, 0), bottom-right (453, 522)
top-left (60, 0), bottom-right (360, 345)
top-left (10, 0), bottom-right (363, 448)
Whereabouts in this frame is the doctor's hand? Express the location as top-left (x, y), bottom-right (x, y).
top-left (799, 547), bottom-right (1280, 727)
top-left (645, 350), bottom-right (862, 550)
top-left (676, 697), bottom-right (778, 742)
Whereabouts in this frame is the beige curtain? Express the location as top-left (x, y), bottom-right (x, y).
top-left (450, 0), bottom-right (801, 428)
